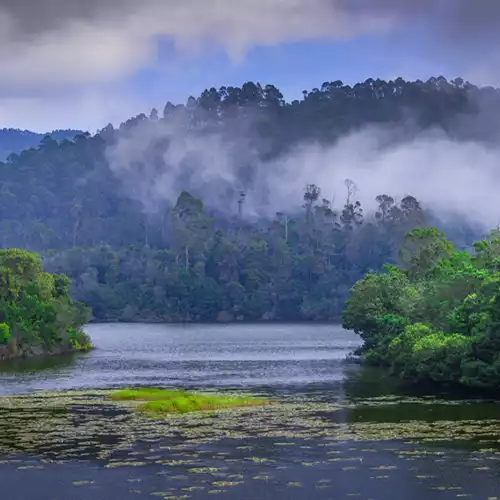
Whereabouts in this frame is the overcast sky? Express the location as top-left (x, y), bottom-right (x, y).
top-left (1, 0), bottom-right (499, 132)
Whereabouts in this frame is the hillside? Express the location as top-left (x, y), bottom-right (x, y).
top-left (0, 76), bottom-right (496, 322)
top-left (0, 128), bottom-right (84, 161)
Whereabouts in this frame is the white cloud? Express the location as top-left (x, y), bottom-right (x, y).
top-left (107, 119), bottom-right (500, 228)
top-left (1, 0), bottom-right (499, 130)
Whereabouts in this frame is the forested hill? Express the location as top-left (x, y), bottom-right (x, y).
top-left (0, 128), bottom-right (83, 161)
top-left (0, 76), bottom-right (495, 323)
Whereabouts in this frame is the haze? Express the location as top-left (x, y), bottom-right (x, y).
top-left (2, 0), bottom-right (500, 227)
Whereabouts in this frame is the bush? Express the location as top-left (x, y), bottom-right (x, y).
top-left (0, 323), bottom-right (10, 344)
top-left (343, 228), bottom-right (500, 389)
top-left (0, 249), bottom-right (91, 356)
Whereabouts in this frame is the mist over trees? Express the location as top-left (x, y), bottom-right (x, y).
top-left (0, 76), bottom-right (496, 322)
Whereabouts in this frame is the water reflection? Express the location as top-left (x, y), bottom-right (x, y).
top-left (0, 323), bottom-right (361, 396)
top-left (1, 324), bottom-right (500, 499)
top-left (0, 353), bottom-right (79, 374)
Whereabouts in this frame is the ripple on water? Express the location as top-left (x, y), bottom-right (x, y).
top-left (1, 324), bottom-right (500, 499)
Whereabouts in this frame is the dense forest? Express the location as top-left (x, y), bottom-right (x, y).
top-left (0, 76), bottom-right (496, 322)
top-left (0, 248), bottom-right (91, 359)
top-left (343, 227), bottom-right (500, 389)
top-left (0, 128), bottom-right (83, 161)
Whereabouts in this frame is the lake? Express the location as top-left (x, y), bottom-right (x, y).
top-left (0, 323), bottom-right (500, 500)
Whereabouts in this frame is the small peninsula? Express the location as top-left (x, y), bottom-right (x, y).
top-left (343, 227), bottom-right (500, 390)
top-left (0, 248), bottom-right (91, 361)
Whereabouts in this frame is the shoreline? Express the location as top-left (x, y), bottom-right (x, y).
top-left (0, 343), bottom-right (93, 363)
top-left (87, 318), bottom-right (341, 326)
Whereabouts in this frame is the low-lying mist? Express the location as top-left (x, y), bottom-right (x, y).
top-left (106, 118), bottom-right (500, 229)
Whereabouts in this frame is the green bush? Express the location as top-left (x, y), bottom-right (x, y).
top-left (343, 228), bottom-right (500, 389)
top-left (0, 248), bottom-right (91, 356)
top-left (0, 323), bottom-right (10, 344)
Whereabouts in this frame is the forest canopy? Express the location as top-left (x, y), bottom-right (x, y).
top-left (0, 248), bottom-right (90, 359)
top-left (0, 76), bottom-right (495, 323)
top-left (343, 228), bottom-right (500, 389)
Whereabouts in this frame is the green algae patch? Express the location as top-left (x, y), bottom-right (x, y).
top-left (110, 388), bottom-right (190, 402)
top-left (109, 388), bottom-right (270, 415)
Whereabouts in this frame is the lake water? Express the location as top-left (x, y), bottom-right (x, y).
top-left (0, 323), bottom-right (361, 395)
top-left (1, 323), bottom-right (500, 500)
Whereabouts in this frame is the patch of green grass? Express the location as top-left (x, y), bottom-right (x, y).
top-left (109, 388), bottom-right (189, 402)
top-left (109, 388), bottom-right (270, 415)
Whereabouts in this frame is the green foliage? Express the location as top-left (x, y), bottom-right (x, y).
top-left (343, 228), bottom-right (500, 389)
top-left (0, 76), bottom-right (488, 323)
top-left (398, 228), bottom-right (454, 279)
top-left (110, 388), bottom-right (189, 401)
top-left (38, 186), bottom-right (427, 323)
top-left (0, 248), bottom-right (91, 357)
top-left (0, 323), bottom-right (10, 344)
top-left (109, 388), bottom-right (269, 415)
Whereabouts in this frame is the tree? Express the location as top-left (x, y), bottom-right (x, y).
top-left (398, 227), bottom-right (455, 279)
top-left (0, 248), bottom-right (91, 356)
top-left (375, 195), bottom-right (395, 224)
top-left (171, 192), bottom-right (211, 272)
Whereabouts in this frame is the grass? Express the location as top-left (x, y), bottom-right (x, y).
top-left (109, 388), bottom-right (270, 415)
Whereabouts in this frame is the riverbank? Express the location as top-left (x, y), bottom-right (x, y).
top-left (89, 316), bottom-right (340, 326)
top-left (0, 248), bottom-right (91, 363)
top-left (342, 228), bottom-right (500, 390)
top-left (0, 335), bottom-right (93, 362)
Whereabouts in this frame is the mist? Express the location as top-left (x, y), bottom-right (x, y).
top-left (106, 119), bottom-right (500, 229)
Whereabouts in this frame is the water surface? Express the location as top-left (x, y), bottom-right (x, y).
top-left (1, 323), bottom-right (500, 500)
top-left (0, 323), bottom-right (359, 395)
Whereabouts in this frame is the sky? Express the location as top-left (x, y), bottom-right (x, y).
top-left (0, 0), bottom-right (499, 132)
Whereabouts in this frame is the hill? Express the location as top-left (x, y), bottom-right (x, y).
top-left (0, 128), bottom-right (84, 161)
top-left (0, 76), bottom-right (496, 322)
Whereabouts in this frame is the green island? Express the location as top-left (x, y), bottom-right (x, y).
top-left (0, 248), bottom-right (91, 360)
top-left (109, 388), bottom-right (270, 415)
top-left (343, 226), bottom-right (500, 389)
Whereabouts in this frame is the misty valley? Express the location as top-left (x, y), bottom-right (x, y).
top-left (2, 77), bottom-right (500, 499)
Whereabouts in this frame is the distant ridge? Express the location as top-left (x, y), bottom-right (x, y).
top-left (0, 128), bottom-right (85, 161)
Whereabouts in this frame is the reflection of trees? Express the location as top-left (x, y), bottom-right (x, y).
top-left (0, 353), bottom-right (78, 374)
top-left (342, 364), bottom-right (404, 400)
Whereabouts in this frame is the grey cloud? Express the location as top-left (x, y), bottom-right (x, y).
top-left (1, 0), bottom-right (500, 89)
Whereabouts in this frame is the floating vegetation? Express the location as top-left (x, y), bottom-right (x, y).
top-left (109, 388), bottom-right (270, 415)
top-left (1, 390), bottom-right (500, 463)
top-left (0, 388), bottom-right (500, 500)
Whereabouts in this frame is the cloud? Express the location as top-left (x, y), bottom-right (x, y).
top-left (1, 0), bottom-right (500, 89)
top-left (107, 118), bottom-right (500, 228)
top-left (263, 130), bottom-right (500, 227)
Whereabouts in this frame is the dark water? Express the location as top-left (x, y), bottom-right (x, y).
top-left (1, 323), bottom-right (500, 500)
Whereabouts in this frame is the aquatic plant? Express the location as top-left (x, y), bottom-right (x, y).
top-left (109, 388), bottom-right (270, 415)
